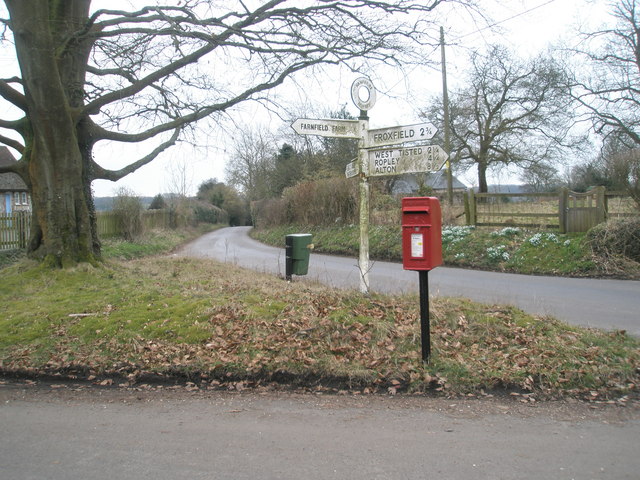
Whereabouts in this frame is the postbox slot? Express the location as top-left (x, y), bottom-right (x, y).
top-left (403, 207), bottom-right (430, 213)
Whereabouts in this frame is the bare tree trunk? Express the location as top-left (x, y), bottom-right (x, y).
top-left (477, 160), bottom-right (489, 194)
top-left (8, 0), bottom-right (99, 266)
top-left (27, 142), bottom-right (98, 266)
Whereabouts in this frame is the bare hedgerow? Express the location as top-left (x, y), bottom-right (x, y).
top-left (587, 218), bottom-right (640, 273)
top-left (251, 198), bottom-right (288, 228)
top-left (282, 178), bottom-right (357, 225)
top-left (254, 178), bottom-right (357, 227)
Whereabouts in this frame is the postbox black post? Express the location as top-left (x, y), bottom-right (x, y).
top-left (418, 270), bottom-right (431, 363)
top-left (285, 235), bottom-right (293, 281)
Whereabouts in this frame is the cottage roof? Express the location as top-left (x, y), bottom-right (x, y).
top-left (391, 171), bottom-right (467, 195)
top-left (0, 146), bottom-right (27, 192)
top-left (425, 170), bottom-right (467, 190)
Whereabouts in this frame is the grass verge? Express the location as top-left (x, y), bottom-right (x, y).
top-left (1, 255), bottom-right (638, 402)
top-left (0, 224), bottom-right (220, 269)
top-left (101, 224), bottom-right (221, 260)
top-left (251, 224), bottom-right (640, 279)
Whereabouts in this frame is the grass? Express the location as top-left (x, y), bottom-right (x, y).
top-left (0, 249), bottom-right (25, 269)
top-left (1, 251), bottom-right (638, 401)
top-left (251, 224), bottom-right (640, 279)
top-left (100, 225), bottom-right (218, 260)
top-left (442, 227), bottom-right (599, 276)
top-left (0, 224), bottom-right (218, 269)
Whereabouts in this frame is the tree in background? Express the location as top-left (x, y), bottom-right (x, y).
top-left (566, 0), bottom-right (640, 207)
top-left (197, 178), bottom-right (248, 226)
top-left (272, 144), bottom-right (299, 196)
top-left (226, 105), bottom-right (358, 201)
top-left (165, 158), bottom-right (193, 202)
top-left (197, 178), bottom-right (229, 208)
top-left (568, 160), bottom-right (617, 192)
top-left (225, 127), bottom-right (276, 202)
top-left (609, 149), bottom-right (640, 208)
top-left (568, 0), bottom-right (640, 148)
top-left (310, 106), bottom-right (359, 179)
top-left (566, 132), bottom-right (640, 207)
top-left (519, 162), bottom-right (563, 193)
top-left (583, 135), bottom-right (640, 207)
top-left (0, 0), bottom-right (447, 266)
top-left (423, 45), bottom-right (576, 193)
top-left (148, 194), bottom-right (166, 210)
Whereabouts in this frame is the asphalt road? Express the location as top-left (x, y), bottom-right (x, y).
top-left (176, 227), bottom-right (640, 335)
top-left (1, 384), bottom-right (639, 480)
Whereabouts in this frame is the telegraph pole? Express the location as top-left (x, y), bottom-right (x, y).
top-left (441, 26), bottom-right (453, 206)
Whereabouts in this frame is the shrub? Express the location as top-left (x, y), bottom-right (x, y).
top-left (587, 218), bottom-right (640, 263)
top-left (255, 177), bottom-right (357, 227)
top-left (193, 203), bottom-right (228, 224)
top-left (251, 198), bottom-right (288, 228)
top-left (284, 177), bottom-right (357, 225)
top-left (112, 187), bottom-right (143, 241)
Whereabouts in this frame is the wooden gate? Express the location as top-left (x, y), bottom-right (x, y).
top-left (560, 187), bottom-right (606, 233)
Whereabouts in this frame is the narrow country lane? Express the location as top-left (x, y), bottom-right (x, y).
top-left (1, 385), bottom-right (639, 480)
top-left (176, 227), bottom-right (640, 335)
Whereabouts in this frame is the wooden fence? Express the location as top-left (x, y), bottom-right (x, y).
top-left (0, 211), bottom-right (30, 250)
top-left (465, 190), bottom-right (560, 230)
top-left (96, 209), bottom-right (178, 237)
top-left (1, 209), bottom-right (177, 250)
top-left (464, 187), bottom-right (637, 233)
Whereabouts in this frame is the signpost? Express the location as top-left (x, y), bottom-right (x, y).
top-left (367, 144), bottom-right (448, 176)
top-left (291, 77), bottom-right (447, 294)
top-left (345, 160), bottom-right (359, 179)
top-left (291, 118), bottom-right (360, 139)
top-left (368, 122), bottom-right (437, 148)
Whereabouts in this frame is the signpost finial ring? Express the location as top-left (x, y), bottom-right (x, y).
top-left (351, 77), bottom-right (376, 111)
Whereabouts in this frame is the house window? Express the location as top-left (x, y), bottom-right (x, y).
top-left (14, 192), bottom-right (20, 205)
top-left (21, 192), bottom-right (27, 205)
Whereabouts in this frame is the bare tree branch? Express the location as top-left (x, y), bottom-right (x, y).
top-left (565, 0), bottom-right (640, 146)
top-left (0, 134), bottom-right (24, 153)
top-left (0, 79), bottom-right (26, 110)
top-left (91, 52), bottom-right (329, 144)
top-left (92, 128), bottom-right (181, 181)
top-left (423, 44), bottom-right (575, 192)
top-left (0, 0), bottom-right (460, 263)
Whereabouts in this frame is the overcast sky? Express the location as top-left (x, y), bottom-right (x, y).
top-left (0, 1), bottom-right (611, 197)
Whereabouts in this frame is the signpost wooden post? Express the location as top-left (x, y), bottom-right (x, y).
top-left (292, 77), bottom-right (448, 294)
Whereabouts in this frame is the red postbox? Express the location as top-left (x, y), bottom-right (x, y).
top-left (401, 197), bottom-right (442, 271)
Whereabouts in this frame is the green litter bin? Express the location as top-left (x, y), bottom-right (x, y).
top-left (285, 233), bottom-right (313, 279)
